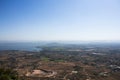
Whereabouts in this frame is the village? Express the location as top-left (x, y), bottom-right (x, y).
top-left (0, 44), bottom-right (120, 80)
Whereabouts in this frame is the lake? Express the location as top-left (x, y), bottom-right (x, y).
top-left (0, 42), bottom-right (45, 51)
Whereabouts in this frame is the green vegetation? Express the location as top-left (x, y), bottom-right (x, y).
top-left (0, 68), bottom-right (19, 80)
top-left (41, 57), bottom-right (50, 61)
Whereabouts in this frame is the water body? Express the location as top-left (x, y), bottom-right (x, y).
top-left (0, 42), bottom-right (45, 51)
top-left (0, 41), bottom-right (120, 51)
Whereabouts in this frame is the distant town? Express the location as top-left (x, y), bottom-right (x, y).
top-left (0, 43), bottom-right (120, 80)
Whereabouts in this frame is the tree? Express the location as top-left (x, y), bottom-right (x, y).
top-left (0, 68), bottom-right (19, 80)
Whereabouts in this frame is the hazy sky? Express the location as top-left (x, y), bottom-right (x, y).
top-left (0, 0), bottom-right (120, 41)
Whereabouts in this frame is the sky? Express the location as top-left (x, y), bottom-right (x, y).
top-left (0, 0), bottom-right (120, 41)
